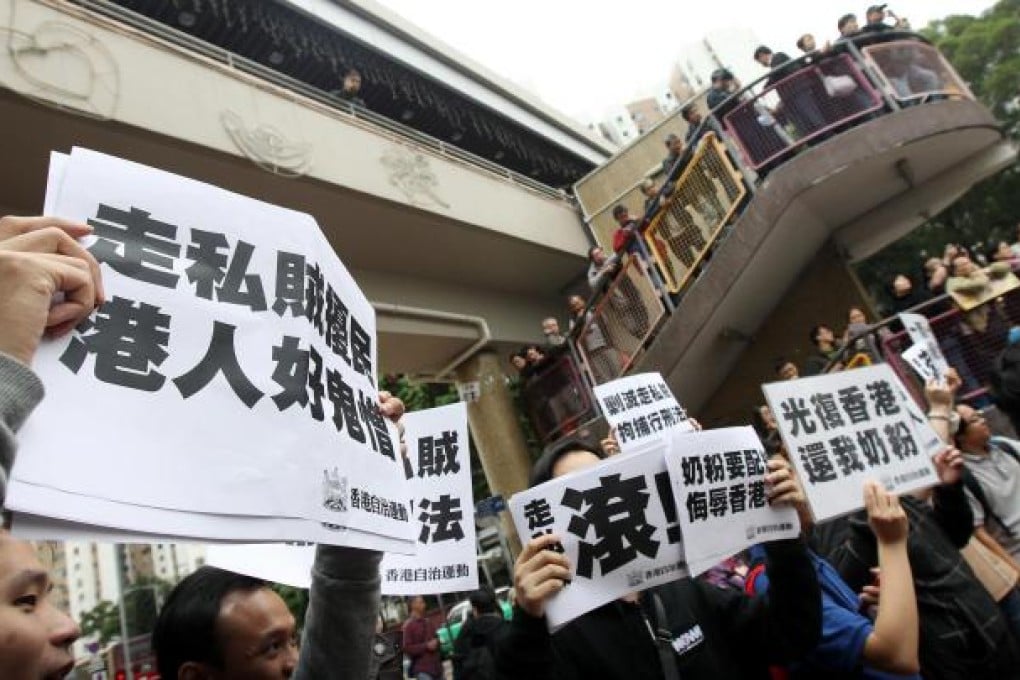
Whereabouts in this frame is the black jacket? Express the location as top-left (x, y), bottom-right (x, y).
top-left (495, 538), bottom-right (821, 679)
top-left (454, 613), bottom-right (506, 680)
top-left (813, 484), bottom-right (1020, 680)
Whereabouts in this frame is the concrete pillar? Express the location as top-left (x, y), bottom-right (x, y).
top-left (455, 350), bottom-right (532, 558)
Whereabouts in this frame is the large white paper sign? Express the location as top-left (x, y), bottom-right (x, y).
top-left (665, 427), bottom-right (800, 575)
top-left (9, 148), bottom-right (412, 544)
top-left (763, 364), bottom-right (939, 521)
top-left (899, 313), bottom-right (949, 380)
top-left (509, 443), bottom-right (687, 629)
top-left (382, 402), bottom-right (478, 594)
top-left (206, 544), bottom-right (315, 589)
top-left (593, 372), bottom-right (692, 453)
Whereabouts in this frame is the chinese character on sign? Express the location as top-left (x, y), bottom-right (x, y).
top-left (418, 494), bottom-right (464, 543)
top-left (561, 473), bottom-right (660, 579)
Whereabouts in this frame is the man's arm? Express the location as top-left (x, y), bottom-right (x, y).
top-left (401, 619), bottom-right (429, 657)
top-left (293, 546), bottom-right (382, 680)
top-left (711, 537), bottom-right (821, 663)
top-left (0, 353), bottom-right (44, 508)
top-left (974, 525), bottom-right (1020, 574)
top-left (930, 449), bottom-right (974, 549)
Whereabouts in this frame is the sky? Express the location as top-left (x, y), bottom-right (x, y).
top-left (370, 0), bottom-right (995, 125)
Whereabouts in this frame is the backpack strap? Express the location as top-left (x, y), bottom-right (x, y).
top-left (745, 563), bottom-right (767, 596)
top-left (649, 593), bottom-right (682, 680)
top-left (990, 436), bottom-right (1020, 464)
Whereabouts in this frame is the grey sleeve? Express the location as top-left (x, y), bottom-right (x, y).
top-left (293, 545), bottom-right (382, 680)
top-left (0, 352), bottom-right (45, 509)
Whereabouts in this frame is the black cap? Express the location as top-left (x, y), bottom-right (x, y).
top-left (753, 45), bottom-right (772, 60)
top-left (866, 4), bottom-right (887, 14)
top-left (838, 13), bottom-right (857, 30)
top-left (711, 68), bottom-right (734, 82)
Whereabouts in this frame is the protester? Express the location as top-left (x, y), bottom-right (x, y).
top-left (0, 532), bottom-right (81, 680)
top-left (335, 67), bottom-right (366, 107)
top-left (862, 4), bottom-right (909, 32)
top-left (748, 481), bottom-right (921, 678)
top-left (508, 350), bottom-right (528, 375)
top-left (706, 69), bottom-right (742, 121)
top-left (610, 205), bottom-right (641, 256)
top-left (541, 317), bottom-right (566, 348)
top-left (586, 245), bottom-right (619, 292)
top-left (453, 587), bottom-right (506, 680)
top-left (886, 274), bottom-right (929, 322)
top-left (681, 104), bottom-right (706, 146)
top-left (815, 385), bottom-right (1020, 678)
top-left (660, 133), bottom-right (685, 176)
top-left (494, 437), bottom-right (821, 678)
top-left (804, 324), bottom-right (843, 376)
top-left (924, 256), bottom-right (950, 296)
top-left (403, 595), bottom-right (442, 680)
top-left (837, 14), bottom-right (860, 39)
top-left (152, 392), bottom-right (407, 679)
top-left (774, 357), bottom-right (800, 381)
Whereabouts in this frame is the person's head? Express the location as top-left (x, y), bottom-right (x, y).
top-left (153, 566), bottom-right (296, 680)
top-left (680, 103), bottom-right (702, 125)
top-left (796, 33), bottom-right (816, 52)
top-left (568, 295), bottom-right (586, 316)
top-left (529, 436), bottom-right (605, 487)
top-left (710, 68), bottom-right (734, 90)
top-left (991, 240), bottom-right (1014, 263)
top-left (866, 4), bottom-right (887, 25)
top-left (525, 344), bottom-right (545, 364)
top-left (542, 317), bottom-right (561, 338)
top-left (847, 307), bottom-right (867, 326)
top-left (509, 351), bottom-right (527, 372)
top-left (409, 596), bottom-right (426, 617)
top-left (753, 45), bottom-right (773, 67)
top-left (468, 588), bottom-right (498, 617)
top-left (952, 254), bottom-right (977, 277)
top-left (342, 68), bottom-right (362, 94)
top-left (663, 133), bottom-right (683, 155)
top-left (892, 274), bottom-right (912, 297)
top-left (810, 324), bottom-right (835, 349)
top-left (612, 204), bottom-right (630, 225)
top-left (991, 343), bottom-right (1020, 433)
top-left (944, 243), bottom-right (960, 261)
top-left (753, 404), bottom-right (778, 434)
top-left (639, 179), bottom-right (657, 198)
top-left (0, 532), bottom-right (80, 680)
top-left (954, 404), bottom-right (990, 452)
top-left (774, 358), bottom-right (799, 381)
top-left (588, 245), bottom-right (606, 265)
top-left (838, 13), bottom-right (859, 36)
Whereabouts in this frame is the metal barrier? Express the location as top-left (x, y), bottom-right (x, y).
top-left (643, 133), bottom-right (747, 293)
top-left (520, 353), bottom-right (595, 443)
top-left (881, 291), bottom-right (1018, 406)
top-left (723, 53), bottom-right (883, 171)
top-left (573, 255), bottom-right (668, 385)
top-left (862, 41), bottom-right (974, 103)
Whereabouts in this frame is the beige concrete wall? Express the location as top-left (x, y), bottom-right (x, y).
top-left (0, 0), bottom-right (587, 255)
top-left (697, 242), bottom-right (876, 427)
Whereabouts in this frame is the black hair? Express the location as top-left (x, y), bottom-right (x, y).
top-left (529, 435), bottom-right (604, 488)
top-left (773, 357), bottom-right (795, 375)
top-left (992, 343), bottom-right (1020, 434)
top-left (153, 567), bottom-right (267, 678)
top-left (795, 34), bottom-right (811, 51)
top-left (753, 45), bottom-right (772, 60)
top-left (838, 13), bottom-right (857, 31)
top-left (612, 204), bottom-right (627, 218)
top-left (680, 103), bottom-right (697, 120)
top-left (468, 587), bottom-right (499, 615)
top-left (809, 324), bottom-right (830, 347)
top-left (588, 244), bottom-right (603, 259)
top-left (344, 67), bottom-right (361, 78)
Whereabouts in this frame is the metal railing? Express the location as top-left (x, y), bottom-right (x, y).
top-left (573, 254), bottom-right (668, 385)
top-left (723, 53), bottom-right (883, 171)
top-left (525, 32), bottom-right (981, 443)
top-left (643, 133), bottom-right (747, 293)
top-left (520, 353), bottom-right (596, 443)
top-left (67, 0), bottom-right (570, 201)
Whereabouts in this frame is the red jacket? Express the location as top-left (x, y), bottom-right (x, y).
top-left (402, 616), bottom-right (442, 677)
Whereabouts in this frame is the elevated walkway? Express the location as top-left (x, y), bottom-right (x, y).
top-left (525, 33), bottom-right (1017, 441)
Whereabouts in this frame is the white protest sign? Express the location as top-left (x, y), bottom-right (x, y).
top-left (763, 364), bottom-right (939, 522)
top-left (899, 313), bottom-right (949, 380)
top-left (593, 372), bottom-right (692, 453)
top-left (8, 486), bottom-right (415, 553)
top-left (902, 343), bottom-right (941, 384)
top-left (509, 442), bottom-right (687, 629)
top-left (9, 148), bottom-right (412, 543)
top-left (665, 427), bottom-right (800, 576)
top-left (893, 381), bottom-right (948, 459)
top-left (382, 402), bottom-right (478, 594)
top-left (205, 544), bottom-right (315, 589)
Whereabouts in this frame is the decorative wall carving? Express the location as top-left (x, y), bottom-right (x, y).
top-left (220, 110), bottom-right (312, 177)
top-left (380, 144), bottom-right (449, 209)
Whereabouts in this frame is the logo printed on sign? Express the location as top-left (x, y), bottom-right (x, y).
top-left (322, 468), bottom-right (347, 512)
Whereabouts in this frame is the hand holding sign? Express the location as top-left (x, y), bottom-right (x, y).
top-left (515, 532), bottom-right (572, 619)
top-left (864, 480), bottom-right (908, 546)
top-left (933, 447), bottom-right (965, 486)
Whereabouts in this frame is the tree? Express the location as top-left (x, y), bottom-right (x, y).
top-left (854, 0), bottom-right (1020, 304)
top-left (272, 583), bottom-right (309, 630)
top-left (79, 600), bottom-right (120, 646)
